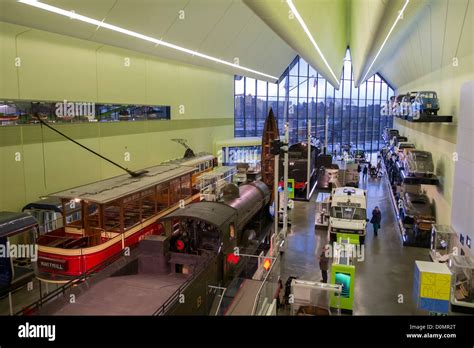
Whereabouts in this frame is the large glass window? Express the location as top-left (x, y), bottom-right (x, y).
top-left (234, 50), bottom-right (395, 154)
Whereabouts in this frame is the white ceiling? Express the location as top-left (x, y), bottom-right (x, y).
top-left (0, 0), bottom-right (472, 88)
top-left (0, 0), bottom-right (297, 82)
top-left (379, 0), bottom-right (474, 88)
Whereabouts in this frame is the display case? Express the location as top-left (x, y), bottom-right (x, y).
top-left (315, 192), bottom-right (331, 228)
top-left (430, 225), bottom-right (458, 262)
top-left (290, 279), bottom-right (341, 316)
top-left (449, 255), bottom-right (474, 311)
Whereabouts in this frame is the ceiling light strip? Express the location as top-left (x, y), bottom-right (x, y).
top-left (18, 0), bottom-right (278, 81)
top-left (286, 0), bottom-right (339, 85)
top-left (360, 0), bottom-right (410, 83)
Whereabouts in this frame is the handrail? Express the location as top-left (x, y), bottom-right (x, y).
top-left (251, 256), bottom-right (278, 315)
top-left (152, 253), bottom-right (217, 316)
top-left (214, 287), bottom-right (227, 316)
top-left (0, 273), bottom-right (36, 300)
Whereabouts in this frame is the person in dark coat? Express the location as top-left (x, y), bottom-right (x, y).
top-left (319, 247), bottom-right (330, 283)
top-left (275, 279), bottom-right (284, 309)
top-left (362, 165), bottom-right (368, 181)
top-left (370, 206), bottom-right (382, 237)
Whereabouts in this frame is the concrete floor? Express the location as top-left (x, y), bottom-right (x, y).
top-left (280, 172), bottom-right (430, 315)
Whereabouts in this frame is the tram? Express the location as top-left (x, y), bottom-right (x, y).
top-left (35, 163), bottom-right (197, 283)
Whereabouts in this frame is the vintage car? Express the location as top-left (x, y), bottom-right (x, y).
top-left (398, 192), bottom-right (436, 246)
top-left (391, 95), bottom-right (405, 115)
top-left (408, 91), bottom-right (418, 102)
top-left (397, 94), bottom-right (413, 118)
top-left (403, 150), bottom-right (435, 177)
top-left (396, 143), bottom-right (416, 162)
top-left (411, 91), bottom-right (440, 116)
top-left (389, 135), bottom-right (408, 153)
top-left (396, 142), bottom-right (415, 152)
top-left (395, 142), bottom-right (415, 157)
top-left (382, 128), bottom-right (399, 144)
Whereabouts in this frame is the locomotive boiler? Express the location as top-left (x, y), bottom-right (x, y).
top-left (163, 180), bottom-right (271, 264)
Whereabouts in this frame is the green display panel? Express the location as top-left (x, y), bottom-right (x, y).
top-left (337, 233), bottom-right (360, 245)
top-left (287, 179), bottom-right (295, 199)
top-left (330, 263), bottom-right (356, 312)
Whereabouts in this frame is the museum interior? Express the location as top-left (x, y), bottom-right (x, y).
top-left (0, 0), bottom-right (473, 326)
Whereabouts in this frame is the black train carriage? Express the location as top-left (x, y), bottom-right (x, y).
top-left (279, 142), bottom-right (319, 199)
top-left (161, 181), bottom-right (271, 283)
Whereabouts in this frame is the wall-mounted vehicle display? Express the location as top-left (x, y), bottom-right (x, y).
top-left (395, 142), bottom-right (415, 154)
top-left (411, 91), bottom-right (440, 116)
top-left (390, 135), bottom-right (408, 150)
top-left (0, 99), bottom-right (171, 126)
top-left (398, 191), bottom-right (436, 248)
top-left (448, 255), bottom-right (474, 314)
top-left (401, 150), bottom-right (439, 185)
top-left (430, 225), bottom-right (458, 263)
top-left (382, 128), bottom-right (399, 144)
top-left (395, 142), bottom-right (416, 162)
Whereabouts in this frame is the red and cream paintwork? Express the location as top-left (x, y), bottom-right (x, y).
top-left (36, 197), bottom-right (195, 283)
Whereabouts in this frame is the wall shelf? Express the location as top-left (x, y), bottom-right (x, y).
top-left (401, 115), bottom-right (453, 123)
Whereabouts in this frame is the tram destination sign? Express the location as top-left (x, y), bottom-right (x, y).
top-left (38, 257), bottom-right (68, 271)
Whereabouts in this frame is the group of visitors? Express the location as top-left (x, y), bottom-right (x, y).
top-left (357, 160), bottom-right (383, 180)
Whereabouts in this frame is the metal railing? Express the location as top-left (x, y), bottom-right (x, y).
top-left (251, 255), bottom-right (279, 315)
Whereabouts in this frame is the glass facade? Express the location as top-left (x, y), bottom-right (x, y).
top-left (234, 50), bottom-right (395, 154)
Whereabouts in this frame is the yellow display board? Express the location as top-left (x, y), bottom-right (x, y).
top-left (420, 272), bottom-right (451, 301)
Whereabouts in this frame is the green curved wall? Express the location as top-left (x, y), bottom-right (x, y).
top-left (0, 21), bottom-right (234, 211)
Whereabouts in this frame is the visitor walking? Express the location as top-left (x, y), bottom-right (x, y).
top-left (370, 206), bottom-right (382, 237)
top-left (275, 279), bottom-right (284, 309)
top-left (376, 160), bottom-right (382, 176)
top-left (362, 165), bottom-right (368, 181)
top-left (319, 247), bottom-right (330, 283)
